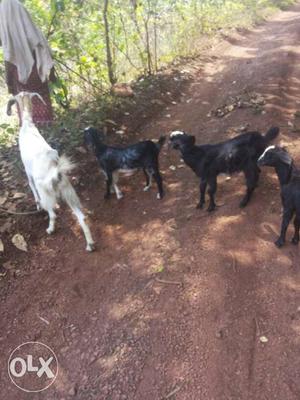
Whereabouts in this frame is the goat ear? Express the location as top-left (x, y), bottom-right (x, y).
top-left (29, 92), bottom-right (47, 105)
top-left (6, 98), bottom-right (16, 116)
top-left (187, 135), bottom-right (196, 146)
top-left (280, 151), bottom-right (293, 165)
top-left (97, 132), bottom-right (106, 143)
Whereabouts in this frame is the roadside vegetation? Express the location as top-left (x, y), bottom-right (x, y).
top-left (0, 0), bottom-right (296, 147)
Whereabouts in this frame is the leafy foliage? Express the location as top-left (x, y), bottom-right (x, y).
top-left (0, 0), bottom-right (296, 146)
top-left (19, 0), bottom-right (295, 103)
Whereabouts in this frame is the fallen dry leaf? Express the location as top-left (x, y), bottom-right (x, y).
top-left (0, 266), bottom-right (7, 278)
top-left (104, 119), bottom-right (117, 126)
top-left (151, 99), bottom-right (164, 106)
top-left (76, 146), bottom-right (87, 154)
top-left (3, 261), bottom-right (15, 270)
top-left (12, 234), bottom-right (28, 252)
top-left (0, 220), bottom-right (13, 234)
top-left (0, 192), bottom-right (8, 206)
top-left (13, 192), bottom-right (26, 200)
top-left (259, 336), bottom-right (268, 343)
top-left (5, 202), bottom-right (17, 212)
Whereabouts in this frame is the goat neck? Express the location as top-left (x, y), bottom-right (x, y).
top-left (18, 95), bottom-right (34, 126)
top-left (177, 141), bottom-right (196, 156)
top-left (90, 136), bottom-right (106, 156)
top-left (274, 161), bottom-right (293, 186)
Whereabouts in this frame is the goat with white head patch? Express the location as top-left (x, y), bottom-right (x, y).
top-left (258, 145), bottom-right (300, 247)
top-left (169, 127), bottom-right (279, 211)
top-left (7, 92), bottom-right (95, 251)
top-left (84, 127), bottom-right (165, 200)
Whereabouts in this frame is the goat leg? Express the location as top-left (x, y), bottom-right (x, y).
top-left (72, 207), bottom-right (95, 251)
top-left (60, 179), bottom-right (95, 251)
top-left (46, 209), bottom-right (56, 234)
top-left (292, 217), bottom-right (300, 245)
top-left (153, 170), bottom-right (164, 199)
top-left (112, 171), bottom-right (123, 200)
top-left (197, 179), bottom-right (207, 209)
top-left (104, 172), bottom-right (113, 199)
top-left (143, 168), bottom-right (152, 192)
top-left (28, 175), bottom-right (41, 210)
top-left (275, 209), bottom-right (293, 248)
top-left (240, 166), bottom-right (259, 208)
top-left (240, 189), bottom-right (254, 208)
top-left (207, 178), bottom-right (217, 212)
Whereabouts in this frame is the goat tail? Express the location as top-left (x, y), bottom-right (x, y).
top-left (264, 126), bottom-right (280, 143)
top-left (43, 154), bottom-right (75, 193)
top-left (156, 135), bottom-right (166, 151)
top-left (55, 156), bottom-right (77, 201)
top-left (57, 155), bottom-right (76, 175)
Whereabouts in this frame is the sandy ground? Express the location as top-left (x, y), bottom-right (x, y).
top-left (1, 3), bottom-right (300, 400)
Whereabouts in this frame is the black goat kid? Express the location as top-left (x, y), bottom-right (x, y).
top-left (84, 127), bottom-right (165, 200)
top-left (169, 127), bottom-right (279, 211)
top-left (258, 145), bottom-right (300, 247)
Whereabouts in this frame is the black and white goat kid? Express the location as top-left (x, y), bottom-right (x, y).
top-left (258, 145), bottom-right (300, 247)
top-left (7, 92), bottom-right (95, 251)
top-left (169, 127), bottom-right (279, 211)
top-left (84, 127), bottom-right (165, 200)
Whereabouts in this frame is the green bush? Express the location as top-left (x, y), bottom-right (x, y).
top-left (19, 0), bottom-right (295, 102)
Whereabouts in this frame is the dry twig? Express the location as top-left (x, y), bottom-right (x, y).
top-left (0, 206), bottom-right (41, 216)
top-left (229, 251), bottom-right (237, 273)
top-left (162, 386), bottom-right (181, 399)
top-left (155, 278), bottom-right (183, 287)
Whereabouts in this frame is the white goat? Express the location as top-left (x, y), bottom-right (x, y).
top-left (7, 92), bottom-right (95, 251)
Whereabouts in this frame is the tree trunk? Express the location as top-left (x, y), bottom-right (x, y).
top-left (153, 6), bottom-right (158, 73)
top-left (103, 0), bottom-right (117, 85)
top-left (144, 17), bottom-right (152, 75)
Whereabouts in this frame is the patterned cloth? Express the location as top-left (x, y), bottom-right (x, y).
top-left (0, 0), bottom-right (54, 84)
top-left (5, 61), bottom-right (54, 126)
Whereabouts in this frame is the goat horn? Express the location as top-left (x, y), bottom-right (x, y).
top-left (6, 98), bottom-right (16, 116)
top-left (29, 92), bottom-right (47, 105)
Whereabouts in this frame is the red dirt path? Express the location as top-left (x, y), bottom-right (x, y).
top-left (1, 4), bottom-right (300, 400)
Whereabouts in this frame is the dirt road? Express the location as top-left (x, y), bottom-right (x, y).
top-left (1, 3), bottom-right (300, 400)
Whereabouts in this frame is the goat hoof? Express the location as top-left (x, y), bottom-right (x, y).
top-left (207, 205), bottom-right (216, 212)
top-left (86, 242), bottom-right (96, 252)
top-left (239, 200), bottom-right (248, 208)
top-left (116, 193), bottom-right (124, 200)
top-left (143, 186), bottom-right (150, 192)
top-left (291, 237), bottom-right (299, 245)
top-left (157, 193), bottom-right (163, 200)
top-left (275, 239), bottom-right (284, 248)
top-left (46, 228), bottom-right (54, 235)
top-left (196, 202), bottom-right (204, 209)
